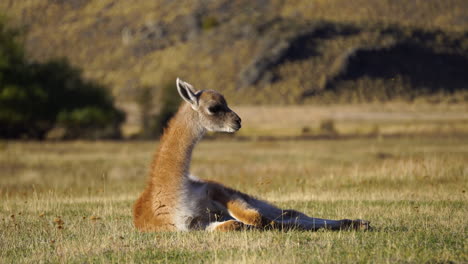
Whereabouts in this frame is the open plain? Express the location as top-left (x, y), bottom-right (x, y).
top-left (1, 130), bottom-right (466, 263)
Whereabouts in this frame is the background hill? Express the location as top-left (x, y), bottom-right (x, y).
top-left (1, 0), bottom-right (467, 136)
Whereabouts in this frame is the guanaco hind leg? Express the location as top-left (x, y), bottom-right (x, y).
top-left (209, 203), bottom-right (370, 231)
top-left (208, 183), bottom-right (370, 231)
top-left (206, 220), bottom-right (248, 231)
top-left (227, 206), bottom-right (370, 231)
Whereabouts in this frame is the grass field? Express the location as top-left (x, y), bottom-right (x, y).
top-left (234, 104), bottom-right (468, 138)
top-left (0, 135), bottom-right (466, 263)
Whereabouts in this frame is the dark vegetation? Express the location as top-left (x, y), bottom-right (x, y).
top-left (321, 41), bottom-right (468, 102)
top-left (0, 18), bottom-right (124, 139)
top-left (238, 19), bottom-right (468, 102)
top-left (135, 80), bottom-right (180, 139)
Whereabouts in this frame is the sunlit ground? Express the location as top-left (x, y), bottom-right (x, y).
top-left (1, 135), bottom-right (466, 263)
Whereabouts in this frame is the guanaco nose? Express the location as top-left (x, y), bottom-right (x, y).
top-left (234, 114), bottom-right (241, 128)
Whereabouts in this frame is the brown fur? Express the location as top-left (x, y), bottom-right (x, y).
top-left (133, 104), bottom-right (199, 231)
top-left (211, 220), bottom-right (246, 231)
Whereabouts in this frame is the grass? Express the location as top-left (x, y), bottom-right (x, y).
top-left (228, 103), bottom-right (468, 139)
top-left (1, 136), bottom-right (467, 263)
top-left (122, 103), bottom-right (468, 138)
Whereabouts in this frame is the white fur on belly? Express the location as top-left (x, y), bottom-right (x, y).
top-left (173, 175), bottom-right (209, 230)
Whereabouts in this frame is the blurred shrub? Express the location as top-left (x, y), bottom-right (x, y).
top-left (56, 106), bottom-right (123, 139)
top-left (319, 119), bottom-right (338, 136)
top-left (135, 85), bottom-right (155, 139)
top-left (201, 16), bottom-right (219, 31)
top-left (153, 80), bottom-right (181, 137)
top-left (135, 79), bottom-right (181, 139)
top-left (301, 126), bottom-right (312, 135)
top-left (0, 18), bottom-right (124, 139)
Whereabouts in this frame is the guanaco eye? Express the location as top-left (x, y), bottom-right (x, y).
top-left (208, 105), bottom-right (222, 114)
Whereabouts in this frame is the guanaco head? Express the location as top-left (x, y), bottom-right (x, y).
top-left (176, 78), bottom-right (241, 133)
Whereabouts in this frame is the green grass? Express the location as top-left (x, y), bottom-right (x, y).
top-left (1, 137), bottom-right (467, 263)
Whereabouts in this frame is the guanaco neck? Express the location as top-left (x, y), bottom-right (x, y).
top-left (150, 103), bottom-right (205, 187)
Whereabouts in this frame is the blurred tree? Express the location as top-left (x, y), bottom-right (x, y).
top-left (0, 18), bottom-right (124, 139)
top-left (135, 85), bottom-right (156, 139)
top-left (135, 79), bottom-right (181, 139)
top-left (152, 79), bottom-right (181, 136)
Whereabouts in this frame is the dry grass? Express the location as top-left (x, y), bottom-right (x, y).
top-left (1, 0), bottom-right (467, 107)
top-left (120, 102), bottom-right (468, 138)
top-left (1, 135), bottom-right (467, 263)
top-left (221, 103), bottom-right (468, 138)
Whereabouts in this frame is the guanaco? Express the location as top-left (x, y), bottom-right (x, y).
top-left (133, 78), bottom-right (370, 231)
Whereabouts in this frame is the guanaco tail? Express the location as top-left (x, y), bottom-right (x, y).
top-left (133, 78), bottom-right (370, 231)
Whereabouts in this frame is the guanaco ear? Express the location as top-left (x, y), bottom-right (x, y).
top-left (176, 78), bottom-right (199, 109)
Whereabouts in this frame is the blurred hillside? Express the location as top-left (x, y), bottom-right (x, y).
top-left (1, 0), bottom-right (467, 108)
